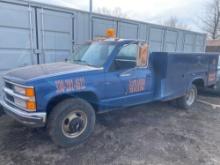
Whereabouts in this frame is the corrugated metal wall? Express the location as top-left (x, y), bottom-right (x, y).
top-left (92, 17), bottom-right (117, 39)
top-left (0, 0), bottom-right (206, 72)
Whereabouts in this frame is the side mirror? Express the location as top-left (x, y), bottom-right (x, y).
top-left (137, 43), bottom-right (149, 67)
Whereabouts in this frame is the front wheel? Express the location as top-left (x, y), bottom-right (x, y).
top-left (47, 98), bottom-right (96, 147)
top-left (177, 84), bottom-right (197, 110)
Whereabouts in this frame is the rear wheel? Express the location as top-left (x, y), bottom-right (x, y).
top-left (177, 84), bottom-right (197, 109)
top-left (47, 98), bottom-right (96, 147)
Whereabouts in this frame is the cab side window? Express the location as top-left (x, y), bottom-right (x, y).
top-left (117, 44), bottom-right (138, 61)
top-left (110, 44), bottom-right (138, 71)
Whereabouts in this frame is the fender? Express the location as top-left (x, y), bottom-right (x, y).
top-left (45, 87), bottom-right (100, 113)
top-left (187, 76), bottom-right (206, 91)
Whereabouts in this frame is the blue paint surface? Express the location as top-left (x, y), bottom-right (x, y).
top-left (3, 40), bottom-right (219, 113)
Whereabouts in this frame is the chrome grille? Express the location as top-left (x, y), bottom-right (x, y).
top-left (3, 80), bottom-right (15, 107)
top-left (3, 80), bottom-right (25, 111)
top-left (5, 93), bottom-right (14, 103)
top-left (5, 81), bottom-right (13, 90)
top-left (4, 80), bottom-right (14, 103)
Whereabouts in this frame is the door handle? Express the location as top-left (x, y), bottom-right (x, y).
top-left (119, 73), bottom-right (131, 77)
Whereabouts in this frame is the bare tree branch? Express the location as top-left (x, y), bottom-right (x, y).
top-left (162, 16), bottom-right (191, 30)
top-left (95, 7), bottom-right (128, 19)
top-left (200, 0), bottom-right (220, 39)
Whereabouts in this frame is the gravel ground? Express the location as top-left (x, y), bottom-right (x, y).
top-left (0, 92), bottom-right (220, 165)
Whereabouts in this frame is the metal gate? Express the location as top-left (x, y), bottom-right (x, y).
top-left (183, 33), bottom-right (195, 52)
top-left (0, 2), bottom-right (74, 98)
top-left (0, 2), bottom-right (74, 70)
top-left (0, 2), bottom-right (37, 70)
top-left (36, 9), bottom-right (73, 63)
top-left (149, 27), bottom-right (164, 52)
top-left (118, 22), bottom-right (138, 39)
top-left (164, 30), bottom-right (178, 52)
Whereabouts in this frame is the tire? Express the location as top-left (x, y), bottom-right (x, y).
top-left (47, 98), bottom-right (96, 147)
top-left (177, 84), bottom-right (197, 110)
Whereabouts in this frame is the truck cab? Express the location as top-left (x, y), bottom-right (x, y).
top-left (1, 36), bottom-right (155, 147)
top-left (0, 30), bottom-right (219, 147)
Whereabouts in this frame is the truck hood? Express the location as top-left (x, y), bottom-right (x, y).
top-left (4, 62), bottom-right (101, 83)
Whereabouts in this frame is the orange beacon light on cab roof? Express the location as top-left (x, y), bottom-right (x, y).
top-left (105, 28), bottom-right (116, 38)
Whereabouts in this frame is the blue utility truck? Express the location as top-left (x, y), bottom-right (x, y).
top-left (0, 34), bottom-right (219, 147)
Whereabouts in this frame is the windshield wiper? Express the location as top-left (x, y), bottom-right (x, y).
top-left (74, 59), bottom-right (86, 63)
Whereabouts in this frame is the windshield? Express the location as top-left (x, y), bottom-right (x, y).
top-left (71, 42), bottom-right (115, 67)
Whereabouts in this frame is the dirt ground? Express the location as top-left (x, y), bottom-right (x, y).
top-left (0, 91), bottom-right (220, 165)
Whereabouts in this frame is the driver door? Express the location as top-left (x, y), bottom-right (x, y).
top-left (103, 43), bottom-right (151, 108)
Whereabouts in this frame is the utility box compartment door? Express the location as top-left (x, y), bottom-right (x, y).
top-left (37, 9), bottom-right (73, 63)
top-left (151, 52), bottom-right (212, 101)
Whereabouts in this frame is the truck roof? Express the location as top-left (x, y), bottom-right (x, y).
top-left (91, 38), bottom-right (141, 44)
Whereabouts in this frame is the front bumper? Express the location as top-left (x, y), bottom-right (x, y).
top-left (0, 99), bottom-right (46, 127)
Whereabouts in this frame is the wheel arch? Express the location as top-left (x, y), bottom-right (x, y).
top-left (46, 91), bottom-right (100, 116)
top-left (191, 77), bottom-right (205, 89)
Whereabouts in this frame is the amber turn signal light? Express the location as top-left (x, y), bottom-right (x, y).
top-left (25, 88), bottom-right (35, 97)
top-left (26, 101), bottom-right (36, 111)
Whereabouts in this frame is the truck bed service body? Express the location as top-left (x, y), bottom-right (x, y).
top-left (0, 37), bottom-right (219, 147)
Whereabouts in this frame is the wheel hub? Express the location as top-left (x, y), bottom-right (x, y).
top-left (186, 88), bottom-right (195, 106)
top-left (69, 118), bottom-right (84, 133)
top-left (62, 110), bottom-right (88, 138)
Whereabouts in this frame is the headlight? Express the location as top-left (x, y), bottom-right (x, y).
top-left (14, 86), bottom-right (25, 95)
top-left (14, 86), bottom-right (35, 97)
top-left (13, 85), bottom-right (36, 111)
top-left (14, 97), bottom-right (26, 108)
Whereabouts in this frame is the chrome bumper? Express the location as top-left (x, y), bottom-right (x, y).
top-left (0, 99), bottom-right (46, 127)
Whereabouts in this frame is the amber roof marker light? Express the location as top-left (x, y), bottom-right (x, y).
top-left (105, 28), bottom-right (116, 38)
